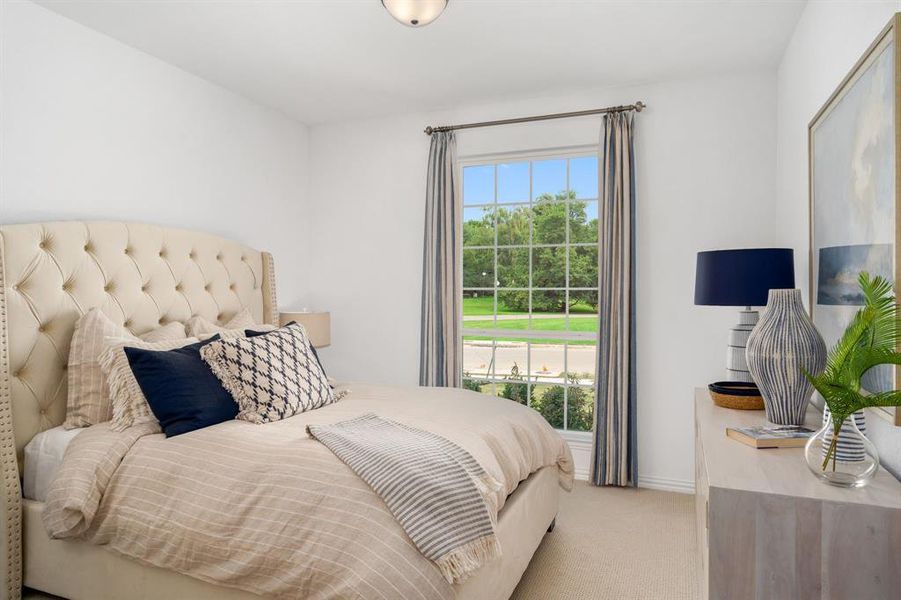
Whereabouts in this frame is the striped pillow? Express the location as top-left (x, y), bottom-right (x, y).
top-left (100, 336), bottom-right (200, 431)
top-left (201, 323), bottom-right (334, 424)
top-left (64, 309), bottom-right (187, 429)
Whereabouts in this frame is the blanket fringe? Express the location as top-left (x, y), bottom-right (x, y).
top-left (435, 534), bottom-right (502, 584)
top-left (469, 472), bottom-right (504, 525)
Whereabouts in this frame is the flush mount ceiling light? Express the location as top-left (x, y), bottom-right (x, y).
top-left (381, 0), bottom-right (448, 27)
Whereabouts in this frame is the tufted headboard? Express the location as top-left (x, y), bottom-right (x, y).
top-left (0, 221), bottom-right (278, 599)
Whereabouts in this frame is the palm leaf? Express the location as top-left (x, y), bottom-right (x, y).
top-left (806, 273), bottom-right (901, 470)
top-left (821, 274), bottom-right (899, 386)
top-left (826, 305), bottom-right (875, 373)
top-left (857, 273), bottom-right (900, 349)
top-left (866, 389), bottom-right (901, 408)
top-left (847, 348), bottom-right (901, 389)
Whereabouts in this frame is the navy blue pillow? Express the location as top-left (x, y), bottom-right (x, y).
top-left (124, 336), bottom-right (238, 437)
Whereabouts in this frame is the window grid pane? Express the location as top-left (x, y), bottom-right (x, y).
top-left (462, 153), bottom-right (599, 432)
top-left (498, 162), bottom-right (529, 203)
top-left (463, 164), bottom-right (495, 205)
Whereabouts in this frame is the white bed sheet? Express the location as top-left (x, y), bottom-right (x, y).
top-left (23, 425), bottom-right (82, 501)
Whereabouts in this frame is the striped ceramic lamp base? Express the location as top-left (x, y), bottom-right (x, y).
top-left (726, 307), bottom-right (758, 382)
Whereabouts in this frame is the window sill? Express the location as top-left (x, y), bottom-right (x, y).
top-left (557, 429), bottom-right (592, 445)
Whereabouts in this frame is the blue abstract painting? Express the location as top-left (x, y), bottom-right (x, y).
top-left (817, 244), bottom-right (893, 305)
top-left (811, 33), bottom-right (895, 397)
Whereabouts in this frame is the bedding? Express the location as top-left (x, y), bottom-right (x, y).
top-left (64, 308), bottom-right (188, 429)
top-left (201, 323), bottom-right (334, 423)
top-left (43, 383), bottom-right (574, 600)
top-left (22, 426), bottom-right (82, 502)
top-left (125, 336), bottom-right (238, 437)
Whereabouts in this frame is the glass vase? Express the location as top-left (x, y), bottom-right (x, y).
top-left (804, 410), bottom-right (879, 488)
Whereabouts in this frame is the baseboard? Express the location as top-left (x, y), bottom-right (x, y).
top-left (570, 471), bottom-right (694, 494)
top-left (564, 438), bottom-right (695, 494)
top-left (636, 475), bottom-right (695, 494)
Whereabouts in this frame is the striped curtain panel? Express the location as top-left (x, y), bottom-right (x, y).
top-left (590, 112), bottom-right (637, 487)
top-left (419, 131), bottom-right (462, 387)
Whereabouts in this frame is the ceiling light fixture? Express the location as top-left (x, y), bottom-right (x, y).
top-left (381, 0), bottom-right (448, 28)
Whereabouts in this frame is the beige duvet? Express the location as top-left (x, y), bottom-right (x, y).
top-left (42, 384), bottom-right (574, 600)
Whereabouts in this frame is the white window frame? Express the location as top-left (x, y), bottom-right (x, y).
top-left (457, 145), bottom-right (599, 439)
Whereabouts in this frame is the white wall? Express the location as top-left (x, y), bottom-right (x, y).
top-left (776, 0), bottom-right (901, 478)
top-left (307, 71), bottom-right (780, 490)
top-left (16, 0), bottom-right (882, 490)
top-left (0, 1), bottom-right (311, 303)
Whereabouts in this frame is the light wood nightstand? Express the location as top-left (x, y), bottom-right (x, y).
top-left (694, 388), bottom-right (901, 599)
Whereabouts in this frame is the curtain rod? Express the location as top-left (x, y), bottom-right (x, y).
top-left (423, 101), bottom-right (645, 135)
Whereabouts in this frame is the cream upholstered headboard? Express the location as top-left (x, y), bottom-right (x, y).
top-left (0, 221), bottom-right (278, 599)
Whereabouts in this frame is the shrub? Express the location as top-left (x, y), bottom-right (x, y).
top-left (566, 385), bottom-right (594, 432)
top-left (462, 372), bottom-right (489, 393)
top-left (534, 384), bottom-right (565, 429)
top-left (499, 362), bottom-right (532, 405)
top-left (531, 373), bottom-right (594, 431)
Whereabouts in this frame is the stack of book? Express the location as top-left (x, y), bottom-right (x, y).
top-left (726, 425), bottom-right (815, 449)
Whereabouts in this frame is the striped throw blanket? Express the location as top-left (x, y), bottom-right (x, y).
top-left (307, 414), bottom-right (503, 584)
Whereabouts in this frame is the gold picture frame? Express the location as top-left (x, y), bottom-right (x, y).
top-left (809, 13), bottom-right (901, 427)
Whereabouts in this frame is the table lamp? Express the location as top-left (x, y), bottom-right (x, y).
top-left (694, 248), bottom-right (795, 382)
top-left (279, 310), bottom-right (331, 348)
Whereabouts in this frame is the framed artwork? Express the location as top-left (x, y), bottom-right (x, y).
top-left (809, 14), bottom-right (901, 426)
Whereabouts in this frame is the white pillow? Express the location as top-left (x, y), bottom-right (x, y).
top-left (185, 307), bottom-right (274, 340)
top-left (23, 426), bottom-right (82, 501)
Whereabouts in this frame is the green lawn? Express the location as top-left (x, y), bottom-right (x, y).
top-left (462, 299), bottom-right (598, 345)
top-left (462, 295), bottom-right (526, 316)
top-left (464, 316), bottom-right (597, 332)
top-left (464, 317), bottom-right (597, 345)
top-left (463, 295), bottom-right (596, 316)
top-left (463, 336), bottom-right (596, 346)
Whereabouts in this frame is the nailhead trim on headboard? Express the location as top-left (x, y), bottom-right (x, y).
top-left (0, 235), bottom-right (23, 600)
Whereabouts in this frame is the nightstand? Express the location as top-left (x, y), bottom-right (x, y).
top-left (694, 388), bottom-right (901, 599)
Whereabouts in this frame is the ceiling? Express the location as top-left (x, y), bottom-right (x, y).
top-left (36, 0), bottom-right (807, 125)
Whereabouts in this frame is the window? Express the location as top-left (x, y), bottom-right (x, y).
top-left (461, 152), bottom-right (599, 433)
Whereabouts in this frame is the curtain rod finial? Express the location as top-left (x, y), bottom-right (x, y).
top-left (634, 101), bottom-right (645, 112)
top-left (424, 126), bottom-right (434, 135)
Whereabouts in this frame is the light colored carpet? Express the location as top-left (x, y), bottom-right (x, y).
top-left (511, 481), bottom-right (699, 600)
top-left (26, 482), bottom-right (699, 600)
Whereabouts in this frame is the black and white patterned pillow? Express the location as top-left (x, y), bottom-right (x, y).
top-left (200, 323), bottom-right (335, 423)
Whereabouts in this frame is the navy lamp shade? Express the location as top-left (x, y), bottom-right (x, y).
top-left (695, 248), bottom-right (795, 307)
top-left (694, 248), bottom-right (795, 384)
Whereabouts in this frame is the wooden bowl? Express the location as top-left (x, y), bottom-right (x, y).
top-left (708, 381), bottom-right (764, 410)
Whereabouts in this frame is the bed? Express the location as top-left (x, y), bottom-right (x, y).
top-left (0, 221), bottom-right (571, 600)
